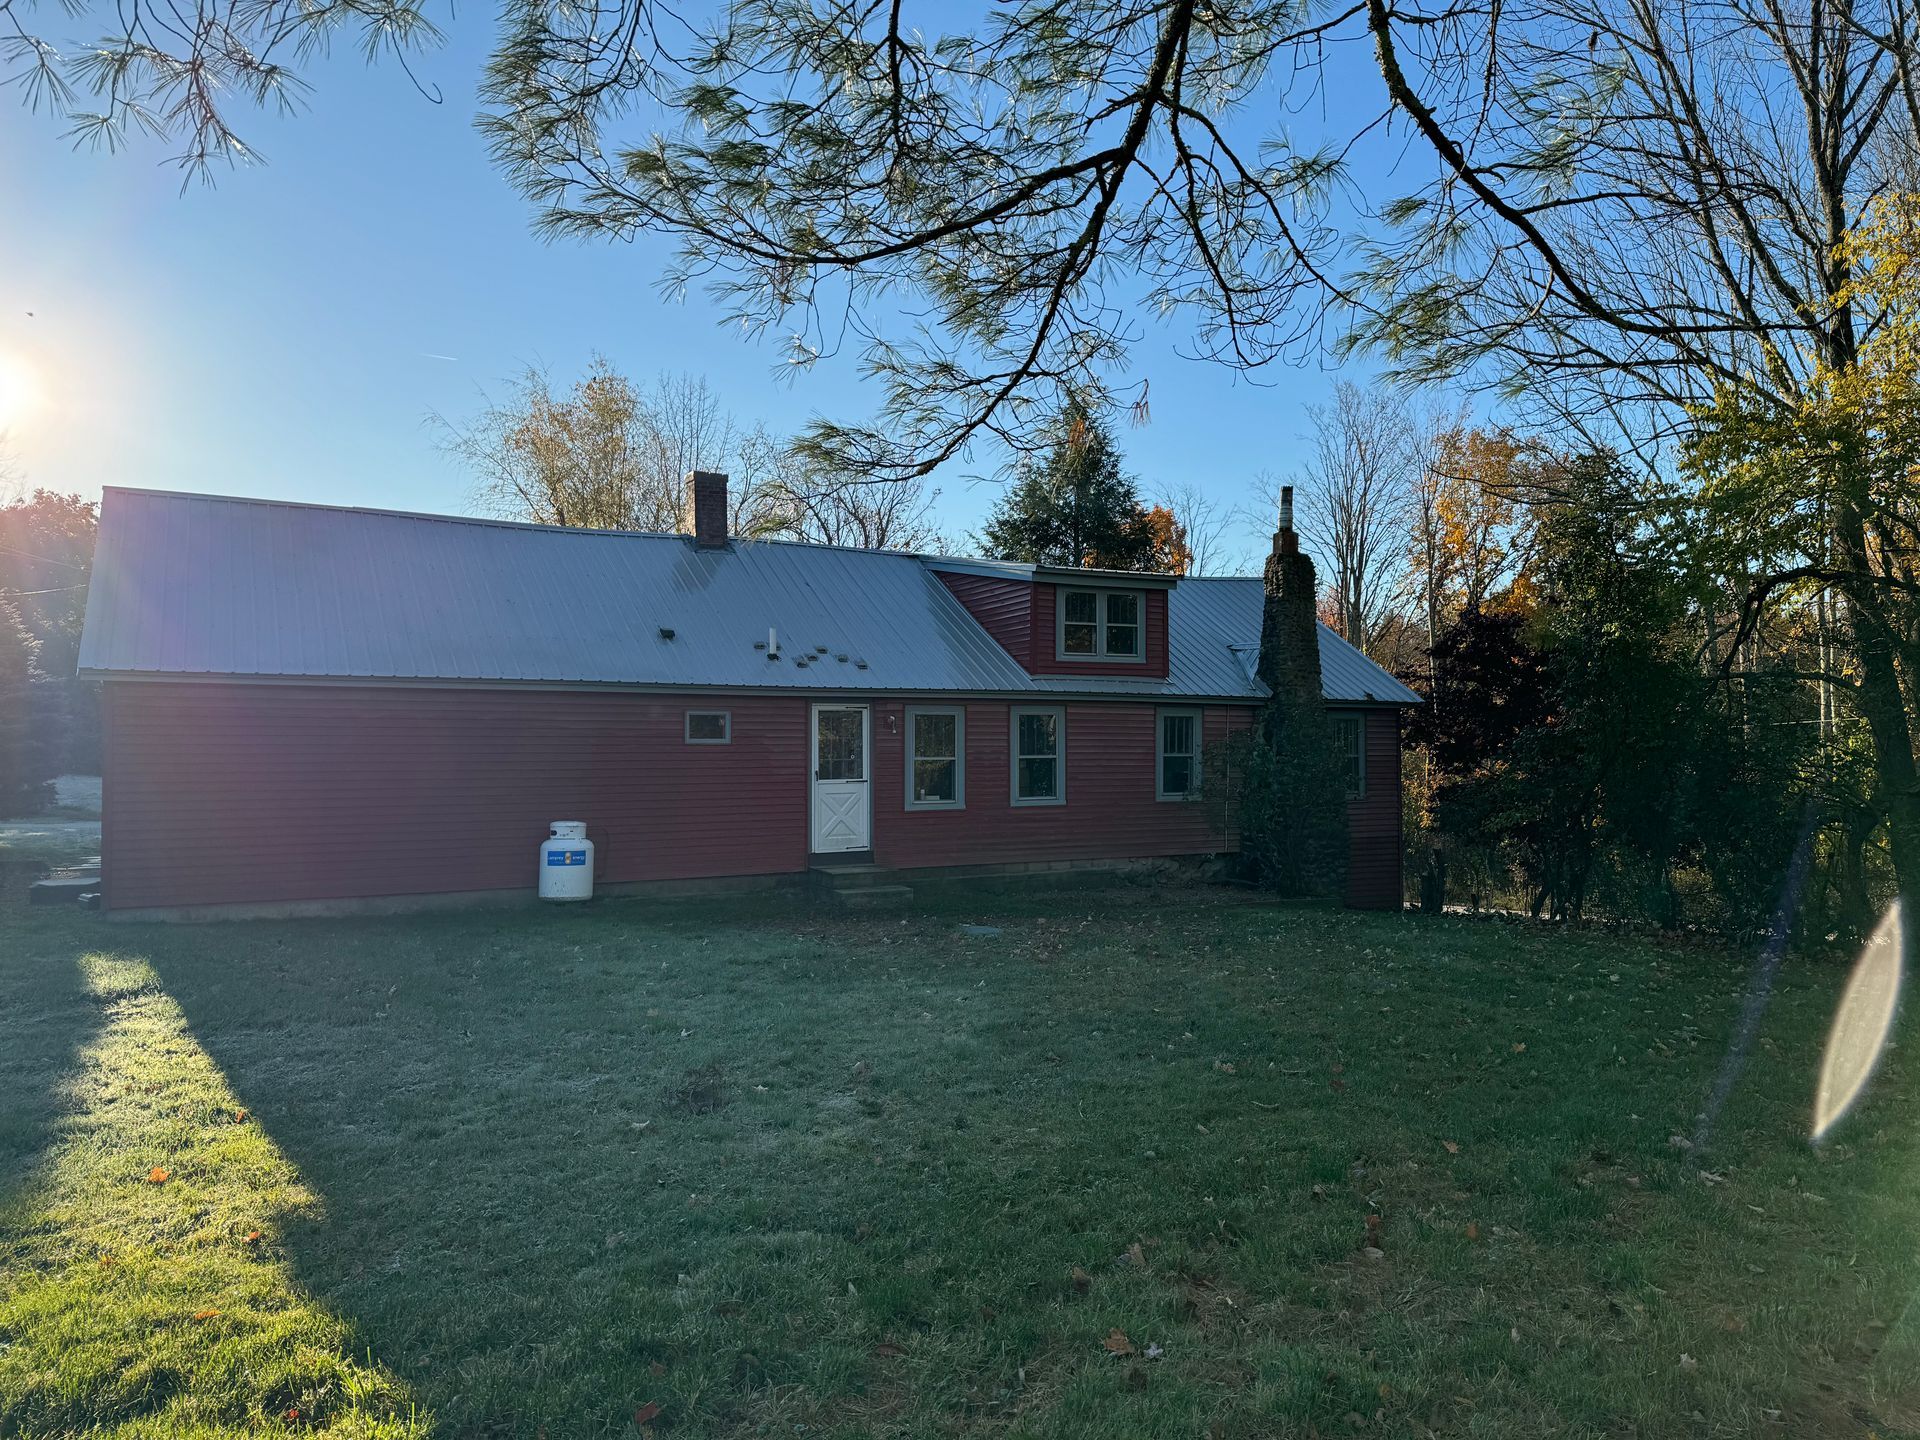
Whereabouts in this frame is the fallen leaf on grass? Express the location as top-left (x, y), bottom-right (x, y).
top-left (1102, 1329), bottom-right (1136, 1356)
top-left (1071, 1266), bottom-right (1093, 1293)
top-left (1678, 1353), bottom-right (1698, 1371)
top-left (872, 1342), bottom-right (907, 1358)
top-left (632, 1400), bottom-right (662, 1425)
top-left (147, 1167), bottom-right (169, 1185)
top-left (1329, 1078), bottom-right (1347, 1093)
top-left (192, 1308), bottom-right (221, 1320)
top-left (1126, 1242), bottom-right (1146, 1268)
top-left (1442, 1140), bottom-right (1460, 1155)
top-left (1512, 1042), bottom-right (1527, 1054)
top-left (233, 1108), bottom-right (248, 1124)
top-left (1465, 1223), bottom-right (1480, 1241)
top-left (243, 1229), bottom-right (262, 1246)
top-left (649, 1361), bottom-right (667, 1378)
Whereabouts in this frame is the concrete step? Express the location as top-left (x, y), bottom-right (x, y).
top-left (30, 873), bottom-right (101, 905)
top-left (837, 884), bottom-right (914, 909)
top-left (811, 863), bottom-right (891, 889)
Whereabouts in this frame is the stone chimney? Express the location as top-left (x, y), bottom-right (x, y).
top-left (688, 470), bottom-right (729, 548)
top-left (1249, 484), bottom-right (1349, 897)
top-left (1256, 487), bottom-right (1318, 698)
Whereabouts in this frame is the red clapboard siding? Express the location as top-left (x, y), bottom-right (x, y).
top-left (870, 701), bottom-right (1251, 868)
top-left (936, 572), bottom-right (1035, 668)
top-left (935, 575), bottom-right (1171, 679)
top-left (1345, 708), bottom-right (1404, 910)
top-left (101, 683), bottom-right (810, 909)
top-left (102, 682), bottom-right (1397, 910)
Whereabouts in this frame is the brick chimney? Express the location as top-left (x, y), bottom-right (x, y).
top-left (688, 470), bottom-right (729, 548)
top-left (1249, 484), bottom-right (1349, 897)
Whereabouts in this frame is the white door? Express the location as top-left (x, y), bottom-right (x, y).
top-left (810, 704), bottom-right (871, 854)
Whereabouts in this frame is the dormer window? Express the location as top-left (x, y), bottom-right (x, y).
top-left (1057, 588), bottom-right (1143, 662)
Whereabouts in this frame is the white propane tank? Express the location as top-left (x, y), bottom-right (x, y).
top-left (538, 821), bottom-right (595, 901)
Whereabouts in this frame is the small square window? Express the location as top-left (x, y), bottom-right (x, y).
top-left (685, 710), bottom-right (731, 743)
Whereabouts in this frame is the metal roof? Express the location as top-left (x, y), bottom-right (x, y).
top-left (79, 488), bottom-right (1420, 705)
top-left (1170, 578), bottom-right (1425, 706)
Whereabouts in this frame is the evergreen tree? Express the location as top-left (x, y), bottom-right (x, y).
top-left (981, 402), bottom-right (1160, 570)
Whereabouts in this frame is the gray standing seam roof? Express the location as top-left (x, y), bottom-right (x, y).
top-left (78, 488), bottom-right (1422, 705)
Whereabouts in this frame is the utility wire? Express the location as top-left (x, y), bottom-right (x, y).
top-left (0, 544), bottom-right (86, 570)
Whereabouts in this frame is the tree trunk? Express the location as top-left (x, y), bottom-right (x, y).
top-left (1836, 503), bottom-right (1920, 911)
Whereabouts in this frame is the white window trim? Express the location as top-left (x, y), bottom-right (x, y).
top-left (1333, 710), bottom-right (1367, 799)
top-left (1009, 705), bottom-right (1067, 806)
top-left (1054, 587), bottom-right (1146, 663)
top-left (684, 709), bottom-right (732, 744)
top-left (1156, 707), bottom-right (1203, 803)
top-left (904, 705), bottom-right (966, 811)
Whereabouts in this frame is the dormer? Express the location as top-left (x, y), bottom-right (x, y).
top-left (930, 561), bottom-right (1175, 679)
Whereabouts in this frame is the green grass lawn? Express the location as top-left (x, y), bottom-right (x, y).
top-left (2, 884), bottom-right (1916, 1438)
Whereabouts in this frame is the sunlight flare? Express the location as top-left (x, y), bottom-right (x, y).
top-left (0, 349), bottom-right (44, 431)
top-left (1813, 901), bottom-right (1906, 1142)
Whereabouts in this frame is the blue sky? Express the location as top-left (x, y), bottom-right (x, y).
top-left (1, 17), bottom-right (1406, 565)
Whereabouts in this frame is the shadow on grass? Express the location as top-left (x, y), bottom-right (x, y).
top-left (0, 908), bottom-right (106, 1211)
top-left (0, 907), bottom-right (426, 1437)
top-left (71, 889), bottom-right (1920, 1439)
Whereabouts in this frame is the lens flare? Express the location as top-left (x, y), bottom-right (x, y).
top-left (1812, 901), bottom-right (1905, 1142)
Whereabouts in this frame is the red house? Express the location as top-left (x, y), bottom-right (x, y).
top-left (77, 480), bottom-right (1421, 917)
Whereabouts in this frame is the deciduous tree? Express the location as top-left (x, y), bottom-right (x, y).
top-left (0, 597), bottom-right (53, 815)
top-left (437, 359), bottom-right (790, 535)
top-left (1280, 381), bottom-right (1423, 656)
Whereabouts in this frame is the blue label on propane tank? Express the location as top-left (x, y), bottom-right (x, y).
top-left (547, 850), bottom-right (587, 866)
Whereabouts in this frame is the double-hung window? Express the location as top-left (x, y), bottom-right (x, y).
top-left (1157, 709), bottom-right (1201, 801)
top-left (1333, 712), bottom-right (1366, 798)
top-left (1058, 589), bottom-right (1143, 661)
top-left (905, 707), bottom-right (965, 809)
top-left (1010, 706), bottom-right (1065, 805)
